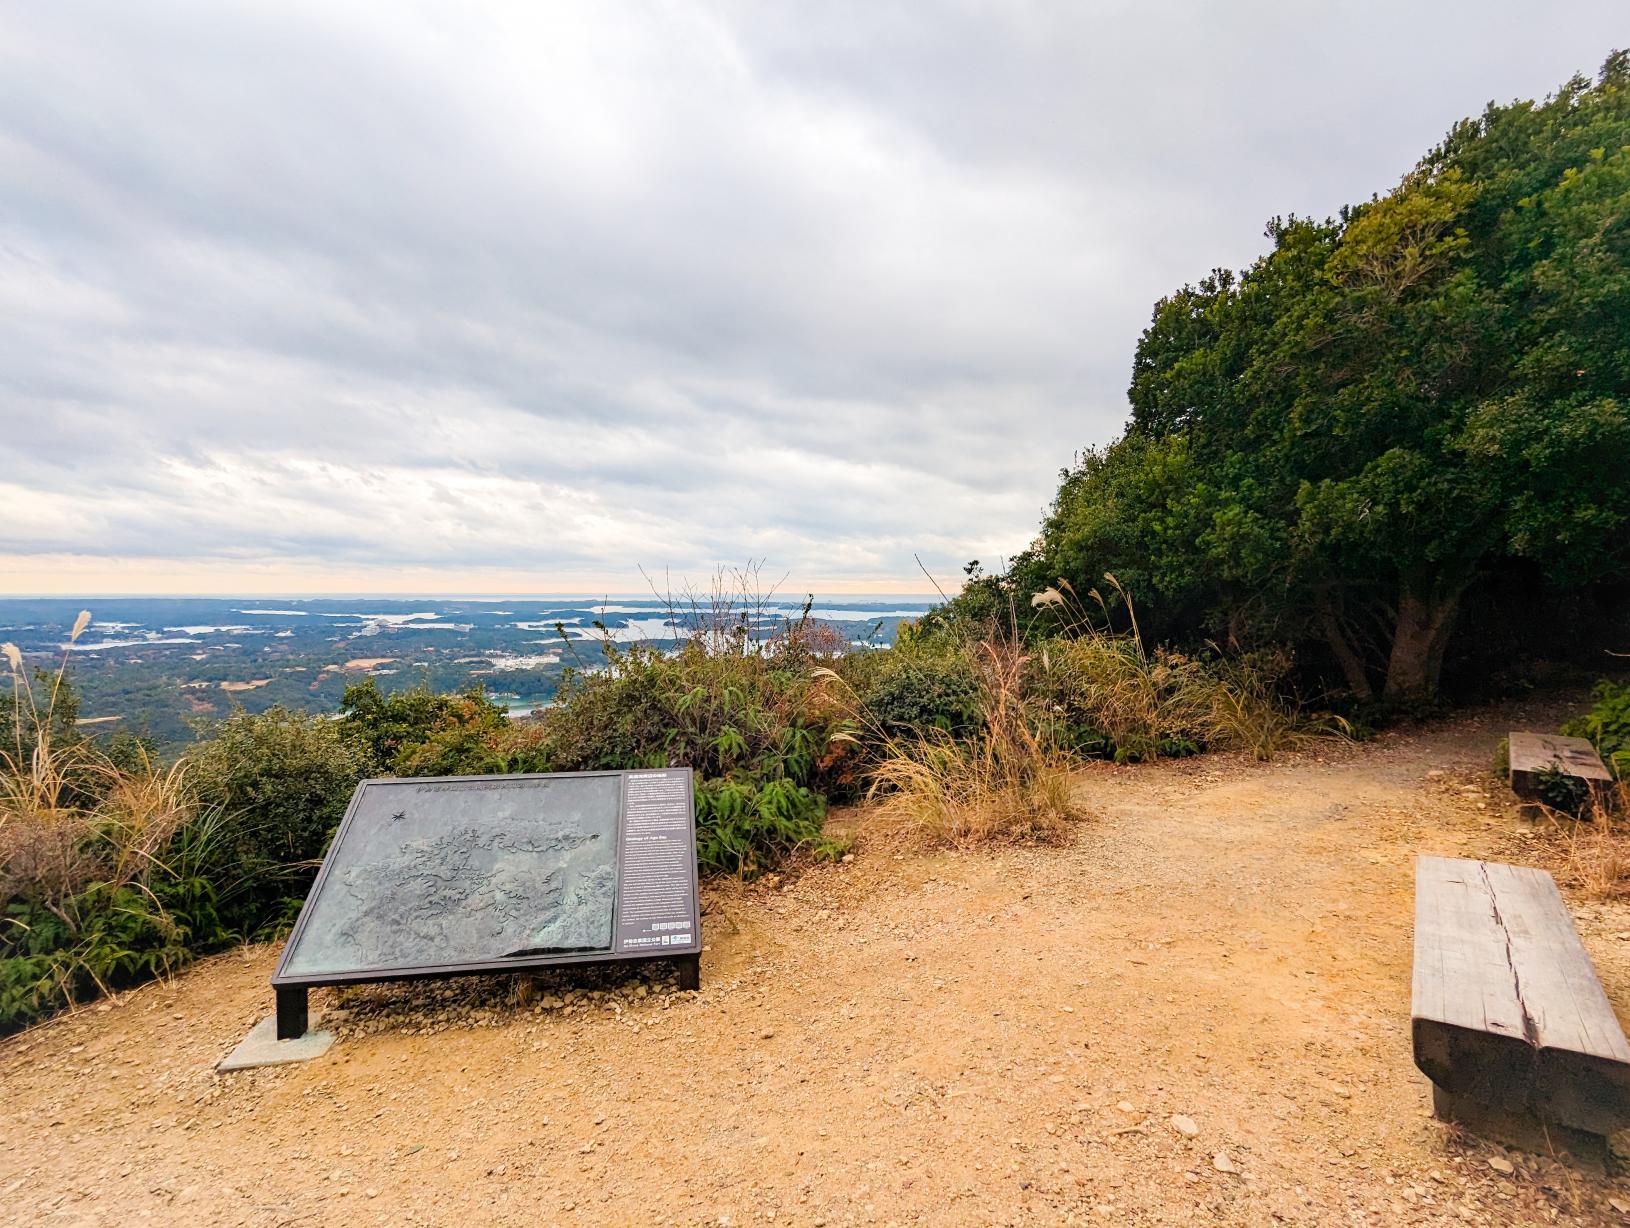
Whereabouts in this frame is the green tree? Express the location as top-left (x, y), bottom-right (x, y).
top-left (336, 680), bottom-right (509, 776)
top-left (1006, 55), bottom-right (1630, 704)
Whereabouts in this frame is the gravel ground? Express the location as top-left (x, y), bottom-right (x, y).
top-left (5, 696), bottom-right (1630, 1225)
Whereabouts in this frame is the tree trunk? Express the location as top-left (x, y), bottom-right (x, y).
top-left (1383, 573), bottom-right (1469, 705)
top-left (1318, 592), bottom-right (1374, 702)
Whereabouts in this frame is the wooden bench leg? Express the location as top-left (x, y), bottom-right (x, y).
top-left (1432, 1085), bottom-right (1608, 1170)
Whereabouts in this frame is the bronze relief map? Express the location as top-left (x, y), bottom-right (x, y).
top-left (279, 774), bottom-right (623, 978)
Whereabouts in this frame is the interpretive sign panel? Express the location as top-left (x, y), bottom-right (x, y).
top-left (615, 770), bottom-right (698, 954)
top-left (270, 768), bottom-right (701, 1038)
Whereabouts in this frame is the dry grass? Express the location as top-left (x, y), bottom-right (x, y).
top-left (865, 729), bottom-right (1079, 847)
top-left (1555, 781), bottom-right (1630, 901)
top-left (861, 639), bottom-right (1082, 848)
top-left (834, 575), bottom-right (1342, 848)
top-left (1, 616), bottom-right (194, 923)
top-left (1031, 577), bottom-right (1347, 762)
top-left (1199, 654), bottom-right (1351, 760)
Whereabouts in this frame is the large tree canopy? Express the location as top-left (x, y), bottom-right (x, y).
top-left (990, 55), bottom-right (1630, 704)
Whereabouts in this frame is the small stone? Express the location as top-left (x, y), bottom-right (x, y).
top-left (1609, 1197), bottom-right (1630, 1214)
top-left (1116, 1101), bottom-right (1136, 1114)
top-left (1170, 1114), bottom-right (1200, 1138)
top-left (365, 1189), bottom-right (379, 1199)
top-left (1182, 1171), bottom-right (1200, 1183)
top-left (840, 854), bottom-right (854, 863)
top-left (1487, 1156), bottom-right (1514, 1176)
top-left (1213, 1152), bottom-right (1241, 1175)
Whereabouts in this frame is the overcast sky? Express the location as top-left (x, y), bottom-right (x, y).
top-left (2, 2), bottom-right (1623, 595)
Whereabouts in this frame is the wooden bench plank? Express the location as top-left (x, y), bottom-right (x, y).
top-left (1487, 860), bottom-right (1630, 1061)
top-left (1412, 856), bottom-right (1630, 1137)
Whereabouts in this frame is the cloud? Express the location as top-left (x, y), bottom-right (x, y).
top-left (0, 0), bottom-right (1623, 593)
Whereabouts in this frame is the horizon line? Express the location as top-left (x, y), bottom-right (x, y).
top-left (0, 591), bottom-right (950, 602)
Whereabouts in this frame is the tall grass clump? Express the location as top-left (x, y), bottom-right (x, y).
top-left (1541, 770), bottom-right (1630, 899)
top-left (854, 637), bottom-right (1080, 847)
top-left (1026, 576), bottom-right (1347, 761)
top-left (1, 617), bottom-right (238, 1033)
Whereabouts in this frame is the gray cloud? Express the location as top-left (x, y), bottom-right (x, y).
top-left (1, 1), bottom-right (1623, 591)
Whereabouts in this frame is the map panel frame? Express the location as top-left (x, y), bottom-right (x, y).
top-left (269, 768), bottom-right (701, 1035)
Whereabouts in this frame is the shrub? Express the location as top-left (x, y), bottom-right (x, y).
top-left (1535, 765), bottom-right (1594, 814)
top-left (857, 649), bottom-right (982, 740)
top-left (187, 706), bottom-right (365, 933)
top-left (694, 777), bottom-right (829, 875)
top-left (338, 680), bottom-right (509, 776)
top-left (527, 627), bottom-right (845, 875)
top-left (862, 639), bottom-right (1080, 846)
top-left (1563, 679), bottom-right (1630, 777)
top-left (1, 862), bottom-right (229, 1034)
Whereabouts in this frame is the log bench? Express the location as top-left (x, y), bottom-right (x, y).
top-left (1508, 731), bottom-right (1613, 806)
top-left (1412, 856), bottom-right (1630, 1151)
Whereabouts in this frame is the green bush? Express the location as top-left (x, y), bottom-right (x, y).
top-left (525, 641), bottom-right (844, 875)
top-left (694, 776), bottom-right (829, 876)
top-left (187, 706), bottom-right (365, 934)
top-left (1, 864), bottom-right (228, 1034)
top-left (1534, 765), bottom-right (1593, 814)
top-left (1563, 679), bottom-right (1630, 777)
top-left (858, 650), bottom-right (982, 740)
top-left (337, 680), bottom-right (510, 776)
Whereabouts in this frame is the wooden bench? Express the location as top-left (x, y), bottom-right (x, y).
top-left (1508, 731), bottom-right (1613, 805)
top-left (1412, 856), bottom-right (1630, 1146)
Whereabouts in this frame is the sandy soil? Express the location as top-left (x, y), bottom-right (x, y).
top-left (6, 698), bottom-right (1630, 1226)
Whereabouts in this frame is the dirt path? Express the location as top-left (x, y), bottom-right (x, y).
top-left (6, 699), bottom-right (1630, 1226)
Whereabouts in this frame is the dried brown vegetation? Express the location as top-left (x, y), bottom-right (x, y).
top-left (1553, 780), bottom-right (1630, 902)
top-left (2, 615), bottom-right (192, 919)
top-left (861, 639), bottom-right (1080, 848)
